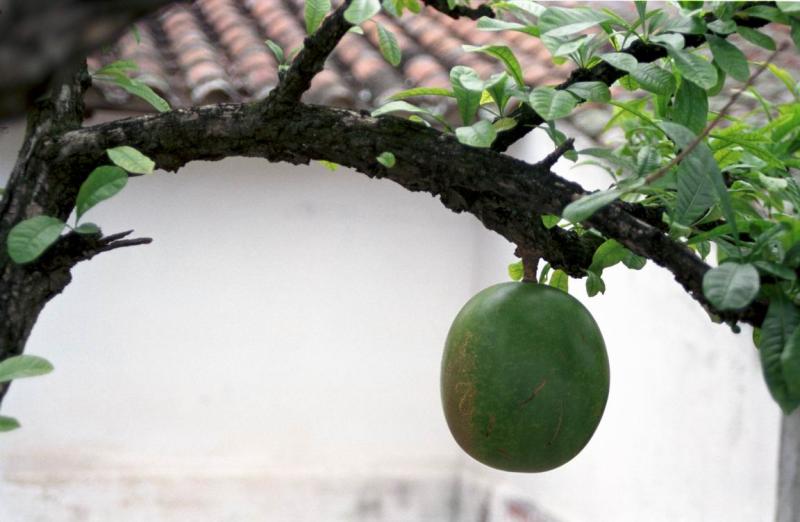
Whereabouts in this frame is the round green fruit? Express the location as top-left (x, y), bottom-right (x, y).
top-left (441, 281), bottom-right (609, 472)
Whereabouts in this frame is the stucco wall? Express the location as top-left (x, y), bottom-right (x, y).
top-left (0, 120), bottom-right (782, 521)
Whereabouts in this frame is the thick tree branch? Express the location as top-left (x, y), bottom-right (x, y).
top-left (51, 100), bottom-right (765, 327)
top-left (491, 3), bottom-right (774, 152)
top-left (422, 0), bottom-right (494, 20)
top-left (0, 0), bottom-right (178, 119)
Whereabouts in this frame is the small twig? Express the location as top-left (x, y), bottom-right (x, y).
top-left (515, 246), bottom-right (540, 283)
top-left (94, 237), bottom-right (152, 255)
top-left (645, 42), bottom-right (788, 185)
top-left (265, 0), bottom-right (353, 106)
top-left (538, 138), bottom-right (575, 171)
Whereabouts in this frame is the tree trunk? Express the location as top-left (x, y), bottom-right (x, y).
top-left (777, 411), bottom-right (800, 522)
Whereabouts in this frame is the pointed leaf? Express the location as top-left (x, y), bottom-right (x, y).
top-left (585, 270), bottom-right (605, 297)
top-left (305, 0), bottom-right (331, 33)
top-left (0, 355), bottom-right (54, 383)
top-left (702, 263), bottom-right (760, 310)
top-left (538, 6), bottom-right (610, 37)
top-left (6, 216), bottom-right (65, 264)
top-left (549, 269), bottom-right (569, 292)
top-left (376, 22), bottom-right (401, 66)
top-left (0, 416), bottom-right (20, 432)
top-left (562, 188), bottom-right (622, 223)
top-left (450, 66), bottom-right (484, 125)
top-left (344, 0), bottom-right (380, 24)
top-left (630, 62), bottom-right (676, 95)
top-left (76, 166), bottom-right (128, 220)
top-left (600, 52), bottom-right (638, 73)
top-left (589, 239), bottom-right (628, 275)
top-left (463, 45), bottom-right (525, 87)
top-left (706, 34), bottom-right (749, 82)
top-left (566, 81), bottom-right (611, 102)
top-left (529, 87), bottom-right (578, 120)
top-left (670, 78), bottom-right (707, 134)
top-left (667, 47), bottom-right (717, 89)
top-left (455, 120), bottom-right (497, 148)
top-left (265, 39), bottom-right (285, 63)
top-left (107, 146), bottom-right (154, 174)
top-left (781, 325), bottom-right (800, 399)
top-left (388, 87), bottom-right (453, 101)
top-left (736, 26), bottom-right (776, 50)
top-left (760, 295), bottom-right (800, 413)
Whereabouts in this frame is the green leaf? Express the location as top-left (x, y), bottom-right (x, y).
top-left (667, 47), bottom-right (718, 89)
top-left (670, 78), bottom-right (708, 134)
top-left (702, 263), bottom-right (760, 310)
top-left (94, 71), bottom-right (170, 112)
top-left (462, 45), bottom-right (525, 88)
top-left (0, 355), bottom-right (54, 383)
top-left (508, 260), bottom-right (524, 281)
top-left (265, 39), bottom-right (285, 63)
top-left (707, 19), bottom-right (737, 34)
top-left (538, 6), bottom-right (610, 37)
top-left (318, 160), bottom-right (339, 171)
top-left (305, 0), bottom-right (331, 34)
top-left (455, 120), bottom-right (497, 148)
top-left (476, 16), bottom-right (538, 36)
top-left (754, 261), bottom-right (796, 281)
top-left (778, 2), bottom-right (800, 14)
top-left (541, 214), bottom-right (560, 229)
top-left (94, 60), bottom-right (138, 76)
top-left (782, 325), bottom-right (800, 399)
top-left (562, 188), bottom-right (622, 223)
top-left (376, 151), bottom-right (396, 167)
top-left (376, 22), bottom-right (402, 66)
top-left (0, 416), bottom-right (20, 432)
top-left (529, 87), bottom-right (578, 120)
top-left (589, 239), bottom-right (628, 275)
top-left (387, 87), bottom-right (453, 101)
top-left (6, 216), bottom-right (65, 264)
top-left (549, 269), bottom-right (568, 292)
top-left (344, 0), bottom-right (380, 24)
top-left (706, 34), bottom-right (749, 82)
top-left (791, 18), bottom-right (800, 52)
top-left (74, 222), bottom-right (101, 235)
top-left (674, 160), bottom-right (716, 225)
top-left (660, 122), bottom-right (734, 231)
top-left (450, 66), bottom-right (484, 125)
top-left (371, 101), bottom-right (448, 127)
top-left (735, 26), bottom-right (776, 50)
top-left (107, 146), bottom-right (154, 174)
top-left (585, 270), bottom-right (605, 297)
top-left (485, 73), bottom-right (514, 114)
top-left (76, 166), bottom-right (128, 221)
top-left (622, 251), bottom-right (646, 270)
top-left (599, 52), bottom-right (638, 73)
top-left (566, 81), bottom-right (611, 102)
top-left (492, 117), bottom-right (517, 132)
top-left (760, 295), bottom-right (800, 413)
top-left (630, 62), bottom-right (676, 95)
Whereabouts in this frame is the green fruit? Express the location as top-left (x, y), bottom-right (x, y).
top-left (441, 281), bottom-right (609, 472)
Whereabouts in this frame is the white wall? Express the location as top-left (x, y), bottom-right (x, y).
top-left (0, 120), bottom-right (782, 521)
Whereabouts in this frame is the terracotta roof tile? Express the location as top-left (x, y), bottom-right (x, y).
top-left (90, 0), bottom-right (568, 112)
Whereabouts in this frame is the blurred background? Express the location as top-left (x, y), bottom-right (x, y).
top-left (0, 0), bottom-right (786, 520)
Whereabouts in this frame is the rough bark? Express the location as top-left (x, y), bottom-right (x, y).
top-left (0, 0), bottom-right (178, 119)
top-left (0, 66), bottom-right (149, 402)
top-left (51, 99), bottom-right (765, 326)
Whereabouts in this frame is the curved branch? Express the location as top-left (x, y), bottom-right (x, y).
top-left (52, 100), bottom-right (766, 327)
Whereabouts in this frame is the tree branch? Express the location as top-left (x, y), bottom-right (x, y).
top-left (422, 0), bottom-right (494, 20)
top-left (51, 100), bottom-right (765, 327)
top-left (265, 0), bottom-right (354, 106)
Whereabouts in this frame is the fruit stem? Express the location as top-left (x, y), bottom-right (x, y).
top-left (515, 246), bottom-right (540, 283)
